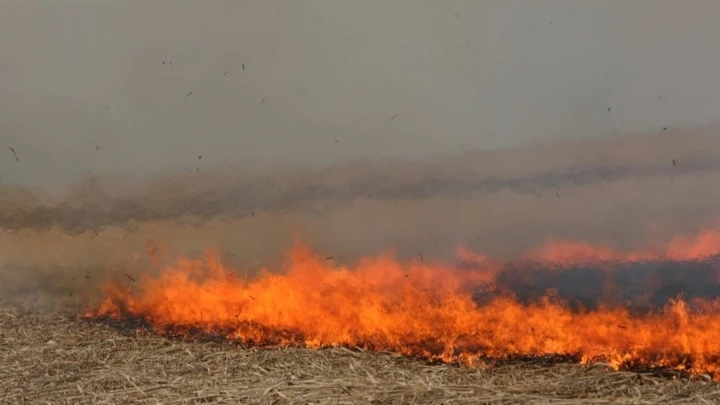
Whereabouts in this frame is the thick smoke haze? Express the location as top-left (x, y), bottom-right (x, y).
top-left (1, 1), bottom-right (720, 311)
top-left (3, 0), bottom-right (720, 189)
top-left (1, 129), bottom-right (720, 235)
top-left (3, 128), bottom-right (720, 313)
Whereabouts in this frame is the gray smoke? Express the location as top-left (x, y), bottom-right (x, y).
top-left (2, 1), bottom-right (720, 312)
top-left (2, 130), bottom-right (719, 233)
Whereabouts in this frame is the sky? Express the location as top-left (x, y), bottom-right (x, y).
top-left (2, 0), bottom-right (720, 191)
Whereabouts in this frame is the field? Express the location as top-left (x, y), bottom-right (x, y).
top-left (1, 303), bottom-right (718, 405)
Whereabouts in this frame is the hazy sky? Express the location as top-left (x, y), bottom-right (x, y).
top-left (2, 0), bottom-right (720, 190)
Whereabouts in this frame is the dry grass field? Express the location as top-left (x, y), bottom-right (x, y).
top-left (2, 302), bottom-right (719, 405)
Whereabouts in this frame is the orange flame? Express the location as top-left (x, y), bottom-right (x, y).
top-left (88, 231), bottom-right (720, 378)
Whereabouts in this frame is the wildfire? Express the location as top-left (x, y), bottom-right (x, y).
top-left (88, 230), bottom-right (720, 378)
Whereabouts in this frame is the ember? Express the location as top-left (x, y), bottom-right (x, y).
top-left (87, 229), bottom-right (720, 379)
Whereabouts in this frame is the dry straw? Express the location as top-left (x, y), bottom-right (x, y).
top-left (1, 304), bottom-right (719, 405)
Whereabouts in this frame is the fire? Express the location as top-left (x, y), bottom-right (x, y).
top-left (88, 230), bottom-right (720, 378)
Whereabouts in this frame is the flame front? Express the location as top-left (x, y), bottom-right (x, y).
top-left (89, 231), bottom-right (720, 378)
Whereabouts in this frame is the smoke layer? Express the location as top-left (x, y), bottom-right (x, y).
top-left (2, 130), bottom-right (720, 313)
top-left (2, 129), bottom-right (718, 233)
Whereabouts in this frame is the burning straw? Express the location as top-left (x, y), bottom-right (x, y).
top-left (85, 230), bottom-right (720, 380)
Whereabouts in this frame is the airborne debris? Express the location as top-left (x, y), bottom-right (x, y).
top-left (390, 114), bottom-right (399, 120)
top-left (185, 91), bottom-right (193, 99)
top-left (325, 256), bottom-right (333, 260)
top-left (8, 147), bottom-right (19, 162)
top-left (556, 191), bottom-right (561, 200)
top-left (672, 159), bottom-right (677, 166)
top-left (124, 273), bottom-right (136, 283)
top-left (242, 64), bottom-right (245, 70)
top-left (418, 251), bottom-right (424, 262)
top-left (224, 71), bottom-right (229, 76)
top-left (261, 97), bottom-right (269, 104)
